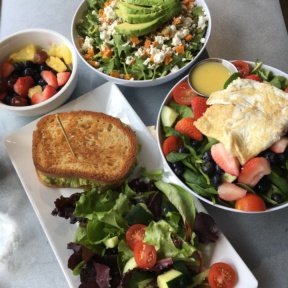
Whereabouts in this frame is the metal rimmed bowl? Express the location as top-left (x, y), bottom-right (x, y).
top-left (188, 58), bottom-right (238, 97)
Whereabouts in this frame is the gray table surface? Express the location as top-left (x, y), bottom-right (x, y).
top-left (0, 0), bottom-right (288, 287)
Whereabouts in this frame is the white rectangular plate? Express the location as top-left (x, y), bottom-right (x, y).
top-left (5, 82), bottom-right (257, 288)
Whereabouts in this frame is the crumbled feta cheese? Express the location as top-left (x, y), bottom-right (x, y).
top-left (82, 37), bottom-right (94, 51)
top-left (200, 37), bottom-right (206, 44)
top-left (125, 56), bottom-right (135, 65)
top-left (135, 47), bottom-right (145, 57)
top-left (171, 65), bottom-right (180, 73)
top-left (153, 52), bottom-right (165, 64)
top-left (198, 14), bottom-right (208, 30)
top-left (172, 35), bottom-right (182, 47)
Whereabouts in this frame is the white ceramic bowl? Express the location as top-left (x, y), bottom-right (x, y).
top-left (71, 0), bottom-right (211, 87)
top-left (156, 60), bottom-right (288, 213)
top-left (0, 28), bottom-right (78, 117)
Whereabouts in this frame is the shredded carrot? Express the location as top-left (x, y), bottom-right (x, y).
top-left (124, 73), bottom-right (133, 80)
top-left (172, 17), bottom-right (182, 25)
top-left (110, 70), bottom-right (121, 78)
top-left (144, 39), bottom-right (151, 49)
top-left (101, 47), bottom-right (113, 58)
top-left (184, 34), bottom-right (193, 42)
top-left (87, 60), bottom-right (100, 68)
top-left (84, 48), bottom-right (95, 60)
top-left (130, 36), bottom-right (140, 45)
top-left (174, 45), bottom-right (185, 54)
top-left (165, 53), bottom-right (172, 64)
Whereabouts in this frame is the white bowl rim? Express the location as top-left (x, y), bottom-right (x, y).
top-left (156, 60), bottom-right (288, 214)
top-left (71, 0), bottom-right (212, 86)
top-left (0, 28), bottom-right (78, 112)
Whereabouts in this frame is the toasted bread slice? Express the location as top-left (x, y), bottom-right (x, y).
top-left (32, 111), bottom-right (137, 188)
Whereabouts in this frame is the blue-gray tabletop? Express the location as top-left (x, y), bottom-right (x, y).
top-left (0, 0), bottom-right (288, 287)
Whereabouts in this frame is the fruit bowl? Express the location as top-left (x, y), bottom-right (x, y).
top-left (0, 28), bottom-right (78, 117)
top-left (156, 59), bottom-right (288, 213)
top-left (71, 0), bottom-right (211, 87)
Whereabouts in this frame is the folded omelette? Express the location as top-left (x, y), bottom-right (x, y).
top-left (194, 78), bottom-right (288, 165)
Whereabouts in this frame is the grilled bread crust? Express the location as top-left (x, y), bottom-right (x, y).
top-left (32, 111), bottom-right (137, 186)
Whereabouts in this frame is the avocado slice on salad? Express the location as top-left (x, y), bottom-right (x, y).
top-left (117, 1), bottom-right (164, 15)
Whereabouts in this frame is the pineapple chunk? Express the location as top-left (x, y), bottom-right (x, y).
top-left (47, 43), bottom-right (72, 65)
top-left (28, 85), bottom-right (42, 99)
top-left (9, 44), bottom-right (36, 62)
top-left (45, 56), bottom-right (67, 73)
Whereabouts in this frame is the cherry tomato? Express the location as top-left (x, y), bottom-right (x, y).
top-left (125, 224), bottom-right (146, 250)
top-left (244, 74), bottom-right (262, 82)
top-left (232, 60), bottom-right (250, 77)
top-left (235, 193), bottom-right (266, 212)
top-left (134, 241), bottom-right (157, 269)
top-left (208, 262), bottom-right (237, 288)
top-left (162, 135), bottom-right (183, 156)
top-left (172, 80), bottom-right (197, 105)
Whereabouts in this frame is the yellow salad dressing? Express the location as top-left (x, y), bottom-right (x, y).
top-left (190, 62), bottom-right (232, 96)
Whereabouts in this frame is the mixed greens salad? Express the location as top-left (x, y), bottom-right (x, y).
top-left (75, 0), bottom-right (208, 80)
top-left (52, 170), bottom-right (220, 287)
top-left (160, 60), bottom-right (288, 211)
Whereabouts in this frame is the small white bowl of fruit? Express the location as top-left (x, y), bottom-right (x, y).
top-left (0, 28), bottom-right (78, 116)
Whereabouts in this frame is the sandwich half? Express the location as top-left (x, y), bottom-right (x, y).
top-left (32, 111), bottom-right (138, 188)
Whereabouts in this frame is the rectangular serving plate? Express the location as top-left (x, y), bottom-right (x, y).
top-left (5, 82), bottom-right (258, 288)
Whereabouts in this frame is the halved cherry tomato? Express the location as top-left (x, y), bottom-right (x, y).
top-left (162, 135), bottom-right (183, 156)
top-left (134, 241), bottom-right (157, 269)
top-left (232, 60), bottom-right (250, 77)
top-left (208, 262), bottom-right (237, 288)
top-left (244, 74), bottom-right (262, 82)
top-left (125, 224), bottom-right (146, 250)
top-left (172, 80), bottom-right (197, 105)
top-left (235, 193), bottom-right (266, 212)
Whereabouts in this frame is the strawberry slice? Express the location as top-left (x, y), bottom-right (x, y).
top-left (1, 61), bottom-right (15, 78)
top-left (42, 85), bottom-right (57, 99)
top-left (57, 71), bottom-right (71, 86)
top-left (31, 92), bottom-right (50, 105)
top-left (218, 182), bottom-right (247, 201)
top-left (13, 76), bottom-right (34, 97)
top-left (191, 96), bottom-right (208, 120)
top-left (211, 143), bottom-right (240, 176)
top-left (162, 135), bottom-right (183, 156)
top-left (41, 70), bottom-right (58, 89)
top-left (270, 137), bottom-right (288, 153)
top-left (238, 157), bottom-right (271, 187)
top-left (175, 117), bottom-right (203, 141)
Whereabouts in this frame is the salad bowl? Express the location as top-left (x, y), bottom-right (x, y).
top-left (157, 60), bottom-right (288, 213)
top-left (0, 28), bottom-right (78, 117)
top-left (71, 0), bottom-right (211, 87)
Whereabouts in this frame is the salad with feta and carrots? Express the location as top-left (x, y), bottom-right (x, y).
top-left (75, 0), bottom-right (208, 80)
top-left (160, 60), bottom-right (288, 212)
top-left (52, 170), bottom-right (238, 287)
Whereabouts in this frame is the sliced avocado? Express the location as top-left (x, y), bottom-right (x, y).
top-left (127, 0), bottom-right (179, 6)
top-left (123, 257), bottom-right (138, 274)
top-left (117, 1), bottom-right (163, 14)
top-left (104, 236), bottom-right (119, 248)
top-left (157, 269), bottom-right (187, 288)
top-left (161, 105), bottom-right (179, 127)
top-left (116, 7), bottom-right (168, 24)
top-left (115, 3), bottom-right (181, 37)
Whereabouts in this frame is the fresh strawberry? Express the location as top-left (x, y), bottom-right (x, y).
top-left (270, 137), bottom-right (288, 153)
top-left (218, 182), bottom-right (247, 201)
top-left (1, 61), bottom-right (15, 78)
top-left (41, 70), bottom-right (58, 89)
top-left (42, 85), bottom-right (57, 99)
top-left (191, 96), bottom-right (208, 119)
top-left (238, 157), bottom-right (271, 187)
top-left (31, 92), bottom-right (50, 105)
top-left (57, 71), bottom-right (71, 86)
top-left (175, 117), bottom-right (203, 141)
top-left (162, 135), bottom-right (183, 156)
top-left (13, 76), bottom-right (34, 97)
top-left (211, 143), bottom-right (240, 176)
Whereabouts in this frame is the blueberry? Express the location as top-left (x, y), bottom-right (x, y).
top-left (215, 164), bottom-right (224, 174)
top-left (38, 78), bottom-right (47, 87)
top-left (171, 162), bottom-right (185, 177)
top-left (202, 150), bottom-right (212, 162)
top-left (262, 151), bottom-right (279, 164)
top-left (23, 61), bottom-right (34, 69)
top-left (271, 193), bottom-right (285, 204)
top-left (190, 139), bottom-right (200, 148)
top-left (201, 161), bottom-right (215, 176)
top-left (210, 173), bottom-right (222, 187)
top-left (255, 177), bottom-right (270, 193)
top-left (39, 64), bottom-right (51, 72)
top-left (13, 62), bottom-right (24, 71)
top-left (178, 146), bottom-right (188, 154)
